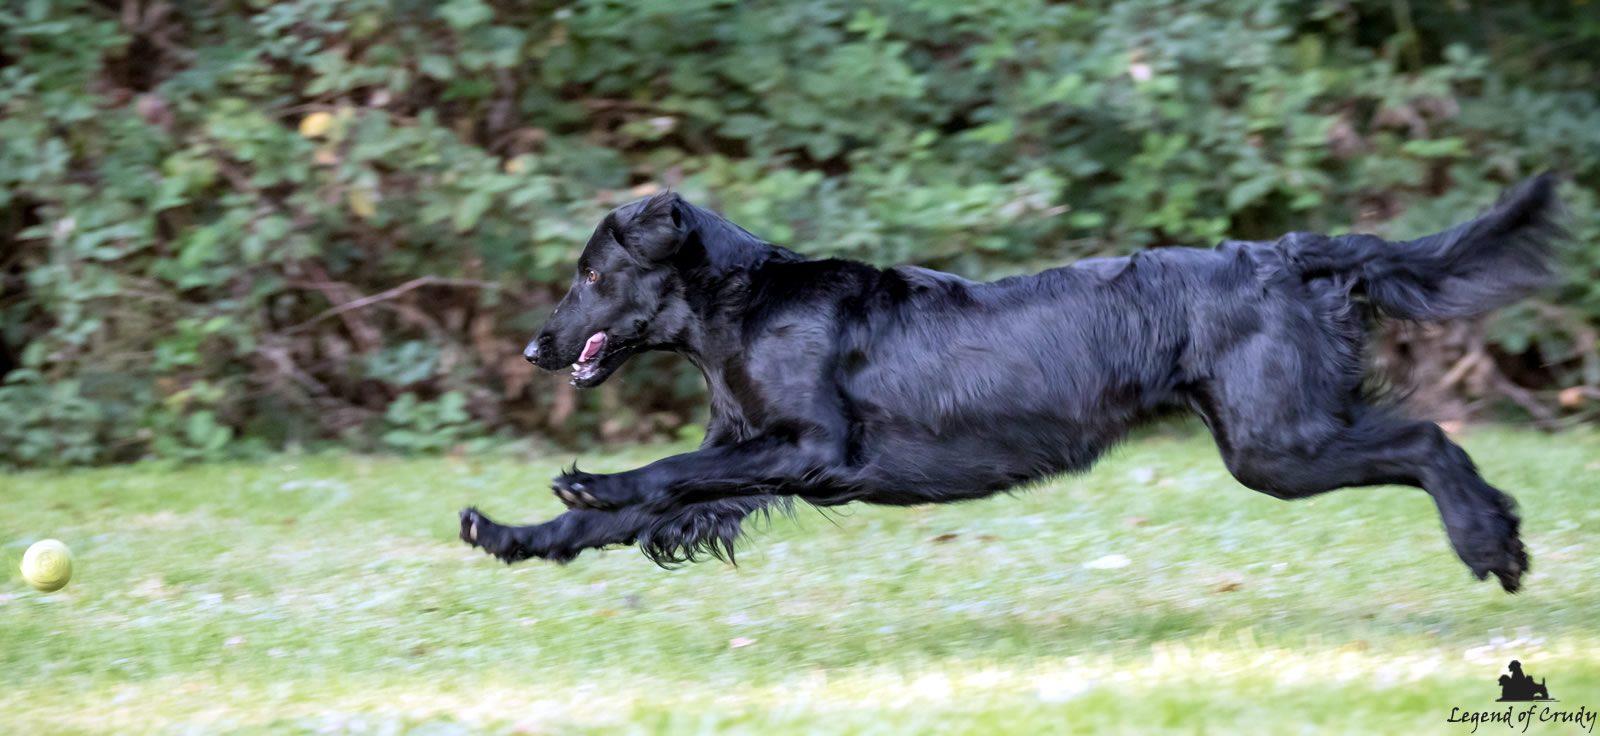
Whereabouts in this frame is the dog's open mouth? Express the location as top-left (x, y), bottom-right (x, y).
top-left (571, 331), bottom-right (608, 383)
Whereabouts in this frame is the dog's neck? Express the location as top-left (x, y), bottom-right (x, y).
top-left (666, 206), bottom-right (806, 358)
top-left (674, 292), bottom-right (766, 443)
top-left (665, 211), bottom-right (807, 441)
top-left (669, 254), bottom-right (772, 364)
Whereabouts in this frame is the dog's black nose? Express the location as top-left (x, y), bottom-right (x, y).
top-left (524, 334), bottom-right (554, 365)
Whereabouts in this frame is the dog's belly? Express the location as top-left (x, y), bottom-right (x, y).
top-left (836, 408), bottom-right (1112, 503)
top-left (839, 347), bottom-right (1156, 502)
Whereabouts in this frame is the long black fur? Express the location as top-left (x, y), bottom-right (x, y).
top-left (461, 175), bottom-right (1565, 593)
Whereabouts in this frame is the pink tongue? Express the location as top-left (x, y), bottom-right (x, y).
top-left (579, 332), bottom-right (606, 363)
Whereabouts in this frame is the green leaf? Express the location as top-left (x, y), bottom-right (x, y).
top-left (1068, 211), bottom-right (1107, 228)
top-left (1401, 138), bottom-right (1468, 158)
top-left (1226, 177), bottom-right (1278, 211)
top-left (381, 429), bottom-right (420, 448)
top-left (437, 0), bottom-right (493, 31)
top-left (454, 191), bottom-right (493, 233)
top-left (437, 391), bottom-right (468, 424)
top-left (419, 54), bottom-right (455, 80)
top-left (805, 134), bottom-right (841, 161)
top-left (186, 411), bottom-right (219, 445)
top-left (720, 114), bottom-right (770, 140)
top-left (965, 120), bottom-right (1014, 145)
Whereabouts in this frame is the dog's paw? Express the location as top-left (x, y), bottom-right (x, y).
top-left (1479, 528), bottom-right (1529, 595)
top-left (551, 471), bottom-right (604, 509)
top-left (1465, 539), bottom-right (1528, 594)
top-left (551, 470), bottom-right (643, 511)
top-left (460, 507), bottom-right (482, 546)
top-left (459, 507), bottom-right (515, 562)
top-left (1447, 503), bottom-right (1528, 594)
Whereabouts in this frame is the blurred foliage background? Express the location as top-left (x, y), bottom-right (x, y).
top-left (2, 0), bottom-right (1598, 468)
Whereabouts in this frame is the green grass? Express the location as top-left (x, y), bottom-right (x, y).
top-left (3, 426), bottom-right (1598, 735)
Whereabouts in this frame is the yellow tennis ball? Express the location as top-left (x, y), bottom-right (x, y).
top-left (21, 539), bottom-right (73, 592)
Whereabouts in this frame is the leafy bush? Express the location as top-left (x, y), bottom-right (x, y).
top-left (2, 0), bottom-right (1597, 467)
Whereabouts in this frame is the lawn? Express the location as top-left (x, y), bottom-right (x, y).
top-left (3, 426), bottom-right (1598, 735)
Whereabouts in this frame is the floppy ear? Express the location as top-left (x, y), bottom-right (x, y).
top-left (621, 191), bottom-right (689, 261)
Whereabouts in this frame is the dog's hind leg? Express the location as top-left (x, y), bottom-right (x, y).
top-left (1185, 281), bottom-right (1527, 591)
top-left (1197, 402), bottom-right (1527, 592)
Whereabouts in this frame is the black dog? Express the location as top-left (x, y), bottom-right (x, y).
top-left (461, 176), bottom-right (1564, 592)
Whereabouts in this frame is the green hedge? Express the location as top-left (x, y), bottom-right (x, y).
top-left (2, 0), bottom-right (1598, 467)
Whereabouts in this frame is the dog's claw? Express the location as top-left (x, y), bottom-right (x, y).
top-left (552, 475), bottom-right (621, 510)
top-left (570, 483), bottom-right (601, 506)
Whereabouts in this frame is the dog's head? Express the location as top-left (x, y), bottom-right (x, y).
top-left (524, 192), bottom-right (694, 388)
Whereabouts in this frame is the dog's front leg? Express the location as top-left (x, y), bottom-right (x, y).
top-left (551, 437), bottom-right (836, 512)
top-left (458, 506), bottom-right (637, 564)
top-left (459, 496), bottom-right (780, 565)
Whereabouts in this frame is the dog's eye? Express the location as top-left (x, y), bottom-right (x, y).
top-left (585, 269), bottom-right (599, 283)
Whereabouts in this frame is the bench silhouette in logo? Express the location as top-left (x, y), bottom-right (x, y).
top-left (1497, 660), bottom-right (1555, 702)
